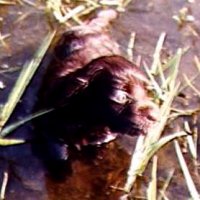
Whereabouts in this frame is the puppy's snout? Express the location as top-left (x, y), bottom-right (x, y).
top-left (147, 103), bottom-right (160, 121)
top-left (137, 100), bottom-right (160, 122)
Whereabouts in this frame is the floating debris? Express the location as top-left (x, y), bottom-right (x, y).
top-left (173, 7), bottom-right (195, 27)
top-left (0, 81), bottom-right (5, 90)
top-left (0, 63), bottom-right (9, 69)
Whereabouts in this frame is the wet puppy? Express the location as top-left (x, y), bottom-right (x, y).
top-left (34, 10), bottom-right (159, 165)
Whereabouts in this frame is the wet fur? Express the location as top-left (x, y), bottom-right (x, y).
top-left (34, 11), bottom-right (159, 168)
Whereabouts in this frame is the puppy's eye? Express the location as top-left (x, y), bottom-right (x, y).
top-left (110, 90), bottom-right (129, 104)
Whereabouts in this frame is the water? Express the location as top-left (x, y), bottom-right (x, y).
top-left (0, 0), bottom-right (200, 199)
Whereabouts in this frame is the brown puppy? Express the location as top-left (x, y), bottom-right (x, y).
top-left (35, 10), bottom-right (159, 161)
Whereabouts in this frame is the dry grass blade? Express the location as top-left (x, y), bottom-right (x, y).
top-left (0, 31), bottom-right (56, 131)
top-left (183, 74), bottom-right (200, 97)
top-left (170, 107), bottom-right (200, 116)
top-left (21, 0), bottom-right (36, 7)
top-left (46, 0), bottom-right (89, 24)
top-left (0, 0), bottom-right (15, 5)
top-left (65, 6), bottom-right (83, 25)
top-left (0, 108), bottom-right (54, 137)
top-left (151, 32), bottom-right (166, 74)
top-left (56, 5), bottom-right (85, 24)
top-left (124, 131), bottom-right (187, 192)
top-left (187, 135), bottom-right (197, 159)
top-left (136, 55), bottom-right (142, 66)
top-left (145, 84), bottom-right (179, 143)
top-left (178, 55), bottom-right (200, 92)
top-left (0, 138), bottom-right (25, 146)
top-left (143, 63), bottom-right (165, 100)
top-left (158, 192), bottom-right (169, 200)
top-left (122, 0), bottom-right (132, 7)
top-left (158, 169), bottom-right (174, 200)
top-left (76, 6), bottom-right (98, 18)
top-left (192, 114), bottom-right (198, 169)
top-left (46, 0), bottom-right (133, 25)
top-left (161, 48), bottom-right (182, 90)
top-left (166, 49), bottom-right (182, 90)
top-left (84, 0), bottom-right (99, 7)
top-left (99, 0), bottom-right (122, 6)
top-left (144, 131), bottom-right (187, 168)
top-left (174, 140), bottom-right (200, 199)
top-left (0, 171), bottom-right (8, 200)
top-left (127, 32), bottom-right (136, 62)
top-left (0, 67), bottom-right (20, 74)
top-left (125, 135), bottom-right (145, 180)
top-left (179, 73), bottom-right (199, 92)
top-left (147, 156), bottom-right (158, 200)
top-left (184, 121), bottom-right (197, 159)
top-left (194, 55), bottom-right (200, 73)
top-left (0, 33), bottom-right (11, 50)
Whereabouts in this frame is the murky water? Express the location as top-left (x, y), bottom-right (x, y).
top-left (0, 0), bottom-right (200, 199)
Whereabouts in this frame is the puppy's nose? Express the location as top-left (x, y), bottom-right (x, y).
top-left (137, 100), bottom-right (160, 121)
top-left (147, 103), bottom-right (160, 121)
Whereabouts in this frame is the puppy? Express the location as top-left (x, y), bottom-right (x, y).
top-left (34, 10), bottom-right (159, 162)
